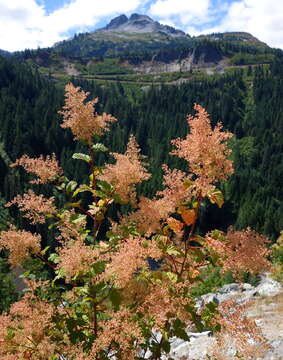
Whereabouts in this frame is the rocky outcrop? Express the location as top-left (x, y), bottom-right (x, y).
top-left (162, 273), bottom-right (283, 360)
top-left (97, 14), bottom-right (186, 37)
top-left (104, 15), bottom-right (128, 30)
top-left (130, 55), bottom-right (227, 74)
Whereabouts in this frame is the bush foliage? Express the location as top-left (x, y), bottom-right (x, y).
top-left (0, 84), bottom-right (271, 359)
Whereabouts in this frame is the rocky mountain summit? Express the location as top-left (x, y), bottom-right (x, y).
top-left (97, 13), bottom-right (186, 37)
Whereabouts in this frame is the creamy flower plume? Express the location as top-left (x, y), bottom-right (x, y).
top-left (57, 239), bottom-right (101, 279)
top-left (11, 153), bottom-right (62, 184)
top-left (139, 280), bottom-right (194, 329)
top-left (0, 228), bottom-right (41, 266)
top-left (91, 308), bottom-right (142, 359)
top-left (128, 166), bottom-right (190, 235)
top-left (205, 228), bottom-right (271, 276)
top-left (6, 190), bottom-right (56, 224)
top-left (104, 236), bottom-right (162, 287)
top-left (60, 83), bottom-right (116, 143)
top-left (99, 135), bottom-right (150, 204)
top-left (171, 104), bottom-right (234, 195)
top-left (0, 292), bottom-right (55, 359)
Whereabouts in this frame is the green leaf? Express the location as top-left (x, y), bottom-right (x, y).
top-left (65, 201), bottom-right (82, 208)
top-left (5, 327), bottom-right (15, 340)
top-left (73, 184), bottom-right (94, 197)
top-left (205, 301), bottom-right (218, 312)
top-left (173, 320), bottom-right (190, 341)
top-left (48, 253), bottom-right (60, 264)
top-left (109, 288), bottom-right (121, 309)
top-left (166, 245), bottom-right (181, 256)
top-left (90, 261), bottom-right (106, 275)
top-left (41, 246), bottom-right (50, 256)
top-left (162, 340), bottom-right (171, 354)
top-left (97, 180), bottom-right (113, 194)
top-left (92, 143), bottom-right (108, 152)
top-left (70, 213), bottom-right (86, 224)
top-left (207, 188), bottom-right (224, 208)
top-left (66, 180), bottom-right (78, 194)
top-left (166, 272), bottom-right (178, 283)
top-left (53, 267), bottom-right (66, 284)
top-left (48, 221), bottom-right (60, 230)
top-left (72, 153), bottom-right (91, 163)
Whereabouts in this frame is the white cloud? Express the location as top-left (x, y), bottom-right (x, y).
top-left (185, 0), bottom-right (283, 49)
top-left (158, 18), bottom-right (178, 29)
top-left (149, 0), bottom-right (211, 25)
top-left (1, 0), bottom-right (283, 51)
top-left (148, 0), bottom-right (283, 49)
top-left (0, 0), bottom-right (143, 51)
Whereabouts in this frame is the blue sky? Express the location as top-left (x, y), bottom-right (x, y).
top-left (0, 0), bottom-right (282, 51)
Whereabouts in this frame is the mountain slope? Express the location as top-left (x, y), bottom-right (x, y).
top-left (98, 13), bottom-right (186, 36)
top-left (9, 13), bottom-right (277, 84)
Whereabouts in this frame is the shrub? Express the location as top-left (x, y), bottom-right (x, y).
top-left (0, 84), bottom-right (271, 359)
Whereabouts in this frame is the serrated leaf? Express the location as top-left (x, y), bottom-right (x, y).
top-left (66, 180), bottom-right (78, 194)
top-left (207, 188), bottom-right (224, 208)
top-left (48, 253), bottom-right (60, 264)
top-left (70, 213), bottom-right (86, 224)
top-left (52, 267), bottom-right (66, 285)
top-left (97, 180), bottom-right (113, 194)
top-left (181, 209), bottom-right (196, 226)
top-left (92, 143), bottom-right (108, 152)
top-left (178, 329), bottom-right (190, 341)
top-left (72, 153), bottom-right (91, 163)
top-left (73, 184), bottom-right (94, 197)
top-left (166, 245), bottom-right (180, 256)
top-left (90, 261), bottom-right (105, 275)
top-left (166, 272), bottom-right (178, 283)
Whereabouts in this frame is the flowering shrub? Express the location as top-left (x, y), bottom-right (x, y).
top-left (0, 84), bottom-right (271, 359)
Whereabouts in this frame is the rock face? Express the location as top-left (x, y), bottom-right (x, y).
top-left (130, 44), bottom-right (225, 74)
top-left (163, 273), bottom-right (283, 360)
top-left (104, 14), bottom-right (128, 30)
top-left (98, 14), bottom-right (186, 37)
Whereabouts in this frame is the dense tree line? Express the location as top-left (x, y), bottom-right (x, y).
top-left (0, 54), bottom-right (282, 243)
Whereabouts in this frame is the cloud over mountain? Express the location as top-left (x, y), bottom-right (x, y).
top-left (0, 0), bottom-right (282, 51)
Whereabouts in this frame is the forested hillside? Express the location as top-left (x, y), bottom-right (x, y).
top-left (0, 53), bottom-right (282, 240)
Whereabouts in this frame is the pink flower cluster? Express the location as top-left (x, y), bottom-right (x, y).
top-left (205, 228), bottom-right (271, 277)
top-left (60, 83), bottom-right (116, 143)
top-left (11, 153), bottom-right (62, 184)
top-left (171, 104), bottom-right (234, 196)
top-left (99, 135), bottom-right (150, 204)
top-left (6, 190), bottom-right (56, 224)
top-left (0, 227), bottom-right (41, 266)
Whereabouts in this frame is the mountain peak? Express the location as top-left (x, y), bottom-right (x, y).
top-left (104, 14), bottom-right (128, 30)
top-left (98, 13), bottom-right (186, 37)
top-left (129, 13), bottom-right (152, 21)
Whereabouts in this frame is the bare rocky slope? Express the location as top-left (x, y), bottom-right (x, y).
top-left (163, 274), bottom-right (283, 360)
